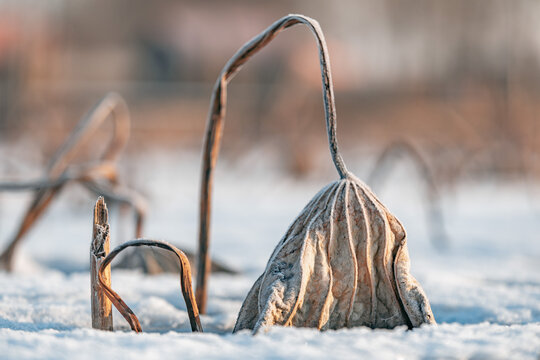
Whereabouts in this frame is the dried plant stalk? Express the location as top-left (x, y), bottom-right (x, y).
top-left (367, 140), bottom-right (448, 249)
top-left (0, 93), bottom-right (146, 271)
top-left (98, 238), bottom-right (203, 333)
top-left (196, 14), bottom-right (348, 314)
top-left (90, 197), bottom-right (113, 331)
top-left (197, 14), bottom-right (435, 333)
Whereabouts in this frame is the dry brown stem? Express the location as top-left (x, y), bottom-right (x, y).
top-left (0, 93), bottom-right (146, 271)
top-left (196, 13), bottom-right (349, 314)
top-left (90, 196), bottom-right (113, 331)
top-left (98, 239), bottom-right (203, 333)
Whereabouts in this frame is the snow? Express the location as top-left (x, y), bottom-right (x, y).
top-left (0, 149), bottom-right (539, 359)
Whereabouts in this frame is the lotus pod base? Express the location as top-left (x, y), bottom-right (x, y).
top-left (234, 175), bottom-right (435, 333)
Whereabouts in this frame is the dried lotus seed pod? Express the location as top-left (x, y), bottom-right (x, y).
top-left (196, 14), bottom-right (435, 332)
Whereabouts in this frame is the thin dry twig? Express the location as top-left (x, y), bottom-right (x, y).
top-left (98, 239), bottom-right (203, 333)
top-left (196, 14), bottom-right (349, 314)
top-left (0, 93), bottom-right (146, 271)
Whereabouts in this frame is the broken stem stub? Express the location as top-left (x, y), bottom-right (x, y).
top-left (90, 196), bottom-right (113, 331)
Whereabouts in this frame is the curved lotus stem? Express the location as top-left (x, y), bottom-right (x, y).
top-left (196, 14), bottom-right (349, 313)
top-left (0, 93), bottom-right (139, 271)
top-left (367, 140), bottom-right (448, 249)
top-left (97, 239), bottom-right (203, 333)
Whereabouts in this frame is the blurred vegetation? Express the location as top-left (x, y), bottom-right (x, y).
top-left (1, 0), bottom-right (540, 181)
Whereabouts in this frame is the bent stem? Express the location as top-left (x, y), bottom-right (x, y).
top-left (196, 14), bottom-right (349, 313)
top-left (98, 239), bottom-right (203, 333)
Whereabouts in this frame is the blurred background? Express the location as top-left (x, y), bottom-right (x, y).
top-left (1, 0), bottom-right (540, 265)
top-left (2, 0), bottom-right (540, 181)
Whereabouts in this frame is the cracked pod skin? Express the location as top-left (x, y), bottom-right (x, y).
top-left (234, 175), bottom-right (435, 333)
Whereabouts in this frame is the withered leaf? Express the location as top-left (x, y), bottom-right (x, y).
top-left (234, 175), bottom-right (435, 332)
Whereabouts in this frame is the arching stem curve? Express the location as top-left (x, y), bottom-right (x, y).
top-left (196, 14), bottom-right (350, 313)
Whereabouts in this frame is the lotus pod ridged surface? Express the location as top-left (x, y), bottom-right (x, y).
top-left (234, 175), bottom-right (435, 333)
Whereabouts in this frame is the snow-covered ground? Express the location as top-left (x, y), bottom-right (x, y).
top-left (0, 149), bottom-right (539, 359)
